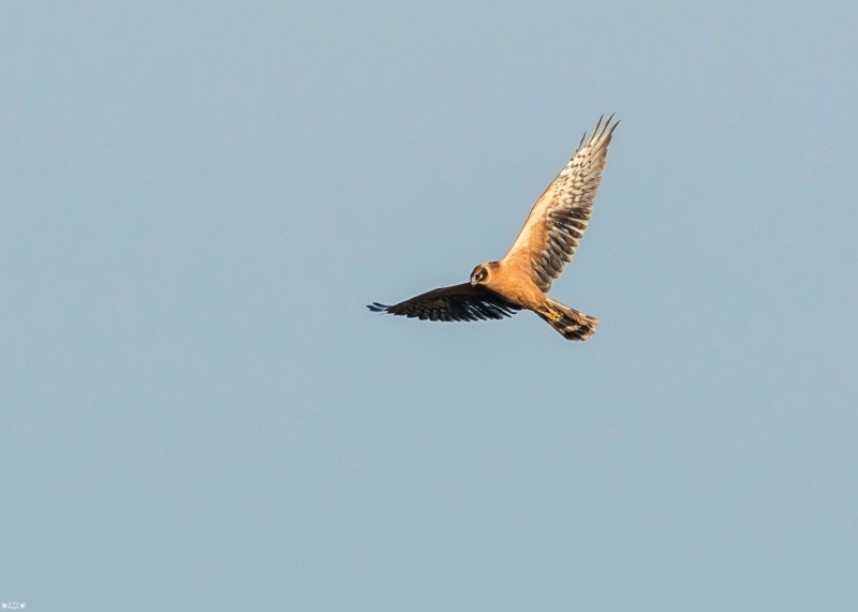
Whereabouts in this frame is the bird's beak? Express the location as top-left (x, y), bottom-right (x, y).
top-left (470, 277), bottom-right (477, 287)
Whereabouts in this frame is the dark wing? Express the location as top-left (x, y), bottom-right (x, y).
top-left (367, 283), bottom-right (520, 322)
top-left (503, 115), bottom-right (618, 291)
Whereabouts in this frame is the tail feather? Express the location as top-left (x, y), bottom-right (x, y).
top-left (538, 298), bottom-right (599, 341)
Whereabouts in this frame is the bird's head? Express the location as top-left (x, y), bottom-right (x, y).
top-left (470, 263), bottom-right (495, 286)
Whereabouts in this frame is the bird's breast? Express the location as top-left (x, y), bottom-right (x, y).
top-left (485, 263), bottom-right (546, 311)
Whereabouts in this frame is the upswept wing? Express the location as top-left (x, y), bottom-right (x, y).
top-left (367, 283), bottom-right (519, 322)
top-left (504, 115), bottom-right (619, 292)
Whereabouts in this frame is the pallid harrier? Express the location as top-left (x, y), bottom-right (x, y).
top-left (368, 116), bottom-right (618, 341)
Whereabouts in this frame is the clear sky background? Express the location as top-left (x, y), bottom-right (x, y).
top-left (3, 2), bottom-right (857, 610)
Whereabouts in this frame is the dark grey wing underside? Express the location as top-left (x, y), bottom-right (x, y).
top-left (367, 283), bottom-right (520, 322)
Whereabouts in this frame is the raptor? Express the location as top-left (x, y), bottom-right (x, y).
top-left (368, 116), bottom-right (619, 341)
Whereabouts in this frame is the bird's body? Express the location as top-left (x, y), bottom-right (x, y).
top-left (369, 116), bottom-right (619, 341)
top-left (475, 259), bottom-right (539, 311)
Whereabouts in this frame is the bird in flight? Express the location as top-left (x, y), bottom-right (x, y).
top-left (368, 115), bottom-right (619, 341)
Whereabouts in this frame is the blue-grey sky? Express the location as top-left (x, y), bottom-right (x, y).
top-left (3, 2), bottom-right (857, 610)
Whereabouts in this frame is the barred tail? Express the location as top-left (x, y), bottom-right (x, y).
top-left (538, 298), bottom-right (599, 341)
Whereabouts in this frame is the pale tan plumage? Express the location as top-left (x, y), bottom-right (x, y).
top-left (369, 116), bottom-right (619, 340)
